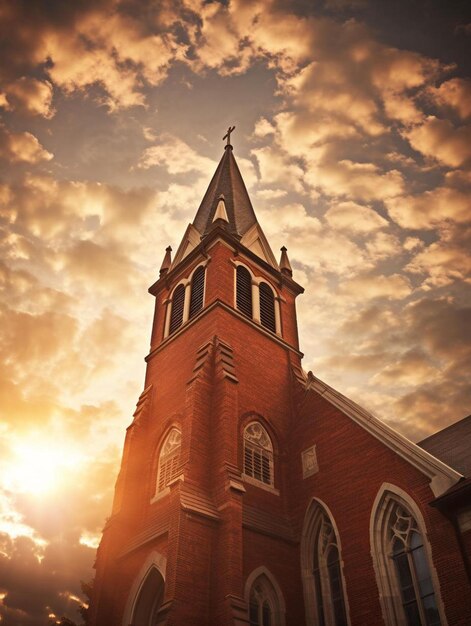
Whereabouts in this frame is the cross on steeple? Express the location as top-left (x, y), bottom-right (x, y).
top-left (223, 125), bottom-right (235, 146)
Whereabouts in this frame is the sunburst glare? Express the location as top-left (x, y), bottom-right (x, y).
top-left (4, 436), bottom-right (85, 495)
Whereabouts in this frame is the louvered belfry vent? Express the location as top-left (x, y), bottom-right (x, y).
top-left (169, 284), bottom-right (185, 334)
top-left (189, 266), bottom-right (205, 319)
top-left (259, 282), bottom-right (276, 332)
top-left (236, 266), bottom-right (252, 318)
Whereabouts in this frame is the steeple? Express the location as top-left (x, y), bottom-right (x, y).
top-left (192, 143), bottom-right (258, 238)
top-left (171, 136), bottom-right (280, 271)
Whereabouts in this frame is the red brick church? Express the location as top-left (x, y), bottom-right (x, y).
top-left (89, 135), bottom-right (471, 625)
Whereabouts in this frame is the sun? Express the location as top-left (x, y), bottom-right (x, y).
top-left (4, 436), bottom-right (83, 495)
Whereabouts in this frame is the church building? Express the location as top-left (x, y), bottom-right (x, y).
top-left (88, 133), bottom-right (471, 626)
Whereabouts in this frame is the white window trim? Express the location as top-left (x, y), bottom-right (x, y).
top-left (122, 552), bottom-right (167, 626)
top-left (244, 566), bottom-right (286, 626)
top-left (150, 487), bottom-right (170, 504)
top-left (369, 483), bottom-right (448, 626)
top-left (242, 472), bottom-right (280, 495)
top-left (232, 260), bottom-right (282, 335)
top-left (243, 421), bottom-right (276, 489)
top-left (155, 428), bottom-right (182, 496)
top-left (301, 498), bottom-right (351, 626)
top-left (163, 260), bottom-right (209, 338)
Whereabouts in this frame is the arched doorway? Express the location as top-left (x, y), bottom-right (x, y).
top-left (131, 567), bottom-right (164, 626)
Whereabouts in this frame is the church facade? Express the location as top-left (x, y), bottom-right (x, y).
top-left (89, 138), bottom-right (471, 626)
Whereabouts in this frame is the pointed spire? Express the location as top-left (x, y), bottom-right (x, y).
top-left (159, 246), bottom-right (172, 276)
top-left (279, 246), bottom-right (293, 277)
top-left (192, 141), bottom-right (258, 238)
top-left (212, 195), bottom-right (229, 223)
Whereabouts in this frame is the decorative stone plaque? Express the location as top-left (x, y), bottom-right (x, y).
top-left (302, 445), bottom-right (318, 478)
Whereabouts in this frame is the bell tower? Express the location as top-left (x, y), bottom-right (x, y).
top-left (88, 133), bottom-right (305, 625)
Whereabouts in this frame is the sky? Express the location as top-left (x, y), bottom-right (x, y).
top-left (0, 0), bottom-right (470, 623)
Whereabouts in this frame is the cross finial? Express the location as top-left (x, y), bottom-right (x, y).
top-left (223, 125), bottom-right (235, 146)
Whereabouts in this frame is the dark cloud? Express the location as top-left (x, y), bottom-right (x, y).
top-left (404, 297), bottom-right (471, 360)
top-left (0, 0), bottom-right (112, 83)
top-left (0, 450), bottom-right (117, 623)
top-left (0, 533), bottom-right (92, 625)
top-left (311, 294), bottom-right (471, 441)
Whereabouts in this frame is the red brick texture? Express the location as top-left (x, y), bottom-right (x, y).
top-left (89, 237), bottom-right (471, 626)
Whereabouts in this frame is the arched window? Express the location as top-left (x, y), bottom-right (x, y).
top-left (243, 422), bottom-right (274, 487)
top-left (189, 265), bottom-right (205, 319)
top-left (372, 492), bottom-right (442, 626)
top-left (246, 570), bottom-right (285, 626)
top-left (236, 265), bottom-right (253, 318)
top-left (131, 566), bottom-right (164, 625)
top-left (156, 428), bottom-right (181, 492)
top-left (259, 282), bottom-right (276, 332)
top-left (234, 264), bottom-right (281, 335)
top-left (168, 284), bottom-right (185, 335)
top-left (301, 502), bottom-right (349, 626)
top-left (250, 582), bottom-right (273, 626)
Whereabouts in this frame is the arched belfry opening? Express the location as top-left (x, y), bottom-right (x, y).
top-left (130, 567), bottom-right (164, 626)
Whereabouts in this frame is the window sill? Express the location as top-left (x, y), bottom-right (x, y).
top-left (150, 487), bottom-right (170, 503)
top-left (150, 474), bottom-right (184, 504)
top-left (242, 473), bottom-right (280, 495)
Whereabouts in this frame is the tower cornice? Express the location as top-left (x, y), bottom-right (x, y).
top-left (144, 298), bottom-right (304, 364)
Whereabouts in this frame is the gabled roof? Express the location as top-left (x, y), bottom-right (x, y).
top-left (418, 415), bottom-right (471, 476)
top-left (300, 370), bottom-right (462, 497)
top-left (240, 223), bottom-right (279, 269)
top-left (192, 144), bottom-right (258, 238)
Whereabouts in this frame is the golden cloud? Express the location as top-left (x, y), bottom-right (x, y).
top-left (382, 91), bottom-right (424, 125)
top-left (340, 272), bottom-right (412, 300)
top-left (252, 146), bottom-right (306, 194)
top-left (0, 128), bottom-right (53, 164)
top-left (138, 134), bottom-right (215, 175)
top-left (406, 226), bottom-right (471, 288)
top-left (386, 186), bottom-right (471, 229)
top-left (403, 116), bottom-right (471, 167)
top-left (369, 233), bottom-right (402, 259)
top-left (324, 201), bottom-right (389, 233)
top-left (429, 78), bottom-right (471, 119)
top-left (1, 78), bottom-right (54, 118)
top-left (373, 348), bottom-right (440, 386)
top-left (253, 117), bottom-right (276, 138)
top-left (307, 159), bottom-right (404, 201)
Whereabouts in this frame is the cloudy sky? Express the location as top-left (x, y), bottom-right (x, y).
top-left (0, 0), bottom-right (470, 622)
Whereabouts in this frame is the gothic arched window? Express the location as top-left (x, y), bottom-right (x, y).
top-left (168, 284), bottom-right (185, 335)
top-left (259, 282), bottom-right (276, 333)
top-left (301, 502), bottom-right (349, 626)
top-left (189, 265), bottom-right (205, 319)
top-left (236, 265), bottom-right (253, 318)
top-left (156, 428), bottom-right (181, 493)
top-left (250, 582), bottom-right (273, 626)
top-left (247, 571), bottom-right (285, 626)
top-left (372, 492), bottom-right (442, 626)
top-left (243, 422), bottom-right (274, 487)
